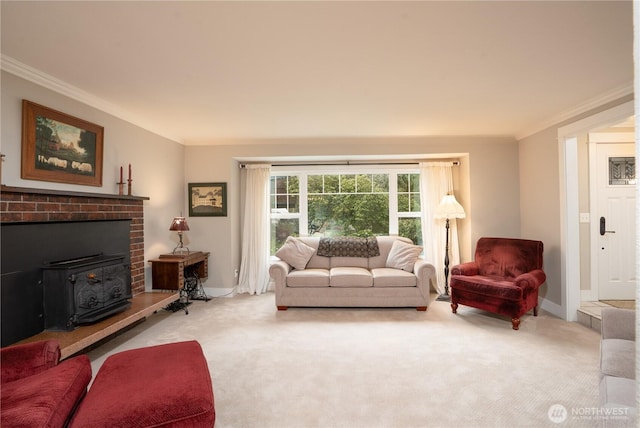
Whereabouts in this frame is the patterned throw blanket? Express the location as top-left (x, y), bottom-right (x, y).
top-left (317, 236), bottom-right (380, 258)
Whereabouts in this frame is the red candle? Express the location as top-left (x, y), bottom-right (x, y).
top-left (128, 164), bottom-right (132, 181)
top-left (119, 166), bottom-right (123, 183)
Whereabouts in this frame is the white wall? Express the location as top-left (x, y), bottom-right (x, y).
top-left (1, 72), bottom-right (186, 290)
top-left (518, 95), bottom-right (634, 311)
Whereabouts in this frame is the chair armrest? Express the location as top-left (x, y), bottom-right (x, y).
top-left (1, 340), bottom-right (61, 383)
top-left (514, 269), bottom-right (547, 290)
top-left (601, 307), bottom-right (636, 341)
top-left (451, 262), bottom-right (479, 276)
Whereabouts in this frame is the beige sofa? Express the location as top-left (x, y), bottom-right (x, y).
top-left (269, 236), bottom-right (435, 310)
top-left (599, 307), bottom-right (636, 427)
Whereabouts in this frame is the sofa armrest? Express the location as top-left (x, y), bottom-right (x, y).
top-left (1, 340), bottom-right (61, 383)
top-left (451, 262), bottom-right (479, 276)
top-left (601, 308), bottom-right (636, 341)
top-left (514, 269), bottom-right (547, 290)
top-left (414, 258), bottom-right (436, 300)
top-left (269, 260), bottom-right (292, 290)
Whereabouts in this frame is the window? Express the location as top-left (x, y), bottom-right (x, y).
top-left (270, 175), bottom-right (300, 254)
top-left (397, 173), bottom-right (422, 246)
top-left (270, 167), bottom-right (422, 254)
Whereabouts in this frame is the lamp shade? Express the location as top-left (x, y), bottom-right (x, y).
top-left (169, 216), bottom-right (190, 231)
top-left (434, 194), bottom-right (466, 219)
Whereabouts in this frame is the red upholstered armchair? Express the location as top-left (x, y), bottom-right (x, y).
top-left (450, 237), bottom-right (546, 330)
top-left (1, 340), bottom-right (92, 428)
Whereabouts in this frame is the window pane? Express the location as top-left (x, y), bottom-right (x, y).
top-left (373, 174), bottom-right (388, 192)
top-left (288, 176), bottom-right (299, 193)
top-left (397, 174), bottom-right (409, 192)
top-left (288, 195), bottom-right (299, 213)
top-left (324, 175), bottom-right (339, 193)
top-left (271, 218), bottom-right (299, 255)
top-left (609, 157), bottom-right (636, 185)
top-left (398, 194), bottom-right (409, 212)
top-left (276, 195), bottom-right (288, 209)
top-left (409, 174), bottom-right (420, 192)
top-left (341, 174), bottom-right (356, 193)
top-left (410, 194), bottom-right (421, 212)
top-left (308, 194), bottom-right (388, 237)
top-left (399, 217), bottom-right (422, 246)
top-left (275, 176), bottom-right (287, 193)
top-left (308, 175), bottom-right (323, 193)
top-left (356, 174), bottom-right (372, 193)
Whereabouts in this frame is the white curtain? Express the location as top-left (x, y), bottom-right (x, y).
top-left (237, 164), bottom-right (272, 295)
top-left (419, 162), bottom-right (462, 295)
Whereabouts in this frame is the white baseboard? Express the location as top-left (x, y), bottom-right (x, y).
top-left (539, 297), bottom-right (564, 320)
top-left (202, 287), bottom-right (237, 298)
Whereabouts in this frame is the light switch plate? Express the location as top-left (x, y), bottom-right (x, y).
top-left (579, 213), bottom-right (590, 223)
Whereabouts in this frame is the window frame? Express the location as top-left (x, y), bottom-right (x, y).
top-left (270, 165), bottom-right (421, 241)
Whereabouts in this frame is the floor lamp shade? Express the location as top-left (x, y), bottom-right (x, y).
top-left (434, 194), bottom-right (466, 220)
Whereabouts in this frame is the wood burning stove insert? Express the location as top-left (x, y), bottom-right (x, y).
top-left (42, 254), bottom-right (132, 331)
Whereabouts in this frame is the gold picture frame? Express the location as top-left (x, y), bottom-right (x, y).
top-left (21, 100), bottom-right (104, 186)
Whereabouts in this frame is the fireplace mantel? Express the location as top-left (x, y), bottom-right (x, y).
top-left (0, 185), bottom-right (149, 201)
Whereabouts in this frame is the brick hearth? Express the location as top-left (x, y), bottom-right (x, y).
top-left (1, 186), bottom-right (149, 295)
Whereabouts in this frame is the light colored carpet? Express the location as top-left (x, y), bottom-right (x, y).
top-left (87, 293), bottom-right (603, 428)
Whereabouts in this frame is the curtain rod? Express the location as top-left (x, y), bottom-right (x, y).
top-left (239, 161), bottom-right (460, 169)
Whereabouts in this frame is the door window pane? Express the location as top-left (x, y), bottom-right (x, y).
top-left (609, 157), bottom-right (636, 185)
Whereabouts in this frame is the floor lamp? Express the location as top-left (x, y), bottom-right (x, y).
top-left (434, 193), bottom-right (466, 301)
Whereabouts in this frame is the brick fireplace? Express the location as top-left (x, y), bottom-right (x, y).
top-left (0, 186), bottom-right (148, 295)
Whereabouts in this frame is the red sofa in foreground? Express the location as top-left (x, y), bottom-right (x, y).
top-left (1, 339), bottom-right (216, 427)
top-left (1, 339), bottom-right (92, 427)
top-left (450, 237), bottom-right (546, 330)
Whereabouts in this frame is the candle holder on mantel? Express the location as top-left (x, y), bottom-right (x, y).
top-left (127, 179), bottom-right (133, 196)
top-left (117, 180), bottom-right (125, 196)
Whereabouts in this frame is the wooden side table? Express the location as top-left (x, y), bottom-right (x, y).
top-left (149, 251), bottom-right (210, 296)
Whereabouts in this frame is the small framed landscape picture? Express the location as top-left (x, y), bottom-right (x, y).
top-left (189, 182), bottom-right (227, 217)
top-left (21, 100), bottom-right (104, 186)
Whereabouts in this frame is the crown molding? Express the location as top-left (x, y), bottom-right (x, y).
top-left (516, 81), bottom-right (634, 141)
top-left (1, 55), bottom-right (181, 144)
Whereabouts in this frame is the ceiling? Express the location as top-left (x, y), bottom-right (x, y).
top-left (1, 1), bottom-right (634, 145)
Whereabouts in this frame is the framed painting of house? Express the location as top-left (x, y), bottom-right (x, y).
top-left (189, 182), bottom-right (227, 217)
top-left (21, 100), bottom-right (104, 187)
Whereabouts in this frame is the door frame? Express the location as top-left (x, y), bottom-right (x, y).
top-left (587, 139), bottom-right (635, 302)
top-left (558, 100), bottom-right (634, 321)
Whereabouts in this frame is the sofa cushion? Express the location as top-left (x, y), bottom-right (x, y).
top-left (275, 237), bottom-right (316, 270)
top-left (296, 237), bottom-right (331, 269)
top-left (385, 240), bottom-right (422, 272)
top-left (330, 267), bottom-right (373, 287)
top-left (287, 269), bottom-right (330, 287)
top-left (599, 375), bottom-right (637, 409)
top-left (450, 274), bottom-right (524, 300)
top-left (601, 339), bottom-right (636, 379)
top-left (331, 256), bottom-right (369, 269)
top-left (1, 355), bottom-right (92, 428)
top-left (369, 236), bottom-right (411, 268)
top-left (371, 268), bottom-right (417, 287)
